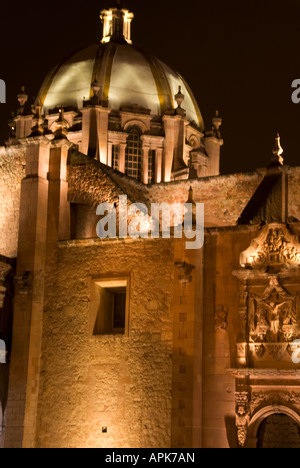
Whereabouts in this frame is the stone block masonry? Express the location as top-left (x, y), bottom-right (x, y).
top-left (0, 147), bottom-right (25, 259)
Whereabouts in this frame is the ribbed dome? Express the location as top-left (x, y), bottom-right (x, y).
top-left (37, 41), bottom-right (204, 130)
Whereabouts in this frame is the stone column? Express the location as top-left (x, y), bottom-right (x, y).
top-left (163, 115), bottom-right (186, 182)
top-left (96, 107), bottom-right (111, 165)
top-left (119, 143), bottom-right (127, 174)
top-left (48, 138), bottom-right (72, 242)
top-left (155, 147), bottom-right (163, 184)
top-left (80, 107), bottom-right (91, 155)
top-left (107, 142), bottom-right (113, 167)
top-left (141, 143), bottom-right (150, 184)
top-left (4, 136), bottom-right (50, 448)
top-left (204, 136), bottom-right (223, 176)
top-left (162, 115), bottom-right (176, 182)
top-left (15, 115), bottom-right (34, 140)
top-left (171, 235), bottom-right (204, 448)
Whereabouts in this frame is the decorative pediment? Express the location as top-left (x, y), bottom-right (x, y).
top-left (240, 223), bottom-right (300, 270)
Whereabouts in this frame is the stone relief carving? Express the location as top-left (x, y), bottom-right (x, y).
top-left (215, 305), bottom-right (228, 331)
top-left (254, 344), bottom-right (266, 359)
top-left (234, 390), bottom-right (300, 446)
top-left (235, 392), bottom-right (250, 447)
top-left (240, 224), bottom-right (300, 270)
top-left (249, 277), bottom-right (298, 343)
top-left (232, 224), bottom-right (300, 446)
top-left (250, 391), bottom-right (300, 416)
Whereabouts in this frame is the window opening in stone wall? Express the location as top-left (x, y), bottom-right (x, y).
top-left (125, 126), bottom-right (142, 180)
top-left (90, 277), bottom-right (130, 336)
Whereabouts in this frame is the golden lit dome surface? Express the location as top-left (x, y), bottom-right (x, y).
top-left (37, 6), bottom-right (204, 129)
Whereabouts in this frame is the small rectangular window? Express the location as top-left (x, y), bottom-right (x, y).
top-left (90, 277), bottom-right (130, 336)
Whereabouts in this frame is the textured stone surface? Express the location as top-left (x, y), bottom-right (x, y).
top-left (3, 140), bottom-right (300, 448)
top-left (0, 147), bottom-right (25, 258)
top-left (36, 238), bottom-right (174, 448)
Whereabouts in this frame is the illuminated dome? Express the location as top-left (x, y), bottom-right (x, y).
top-left (37, 4), bottom-right (204, 129)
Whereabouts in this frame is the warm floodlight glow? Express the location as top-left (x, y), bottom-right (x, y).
top-left (100, 7), bottom-right (134, 45)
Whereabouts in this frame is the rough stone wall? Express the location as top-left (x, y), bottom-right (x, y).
top-left (148, 172), bottom-right (265, 226)
top-left (36, 238), bottom-right (174, 448)
top-left (68, 158), bottom-right (265, 228)
top-left (288, 166), bottom-right (300, 221)
top-left (68, 159), bottom-right (128, 208)
top-left (0, 146), bottom-right (25, 258)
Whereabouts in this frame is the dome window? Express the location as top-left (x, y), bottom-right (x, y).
top-left (125, 126), bottom-right (142, 180)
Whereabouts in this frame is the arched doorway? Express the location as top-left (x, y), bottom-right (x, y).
top-left (257, 413), bottom-right (300, 448)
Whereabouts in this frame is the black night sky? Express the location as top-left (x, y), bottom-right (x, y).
top-left (1, 0), bottom-right (300, 175)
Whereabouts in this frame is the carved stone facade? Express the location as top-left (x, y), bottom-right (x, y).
top-left (240, 224), bottom-right (300, 270)
top-left (232, 222), bottom-right (300, 447)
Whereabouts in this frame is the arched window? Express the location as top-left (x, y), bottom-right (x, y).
top-left (125, 126), bottom-right (142, 180)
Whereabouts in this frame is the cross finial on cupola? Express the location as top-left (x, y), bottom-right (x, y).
top-left (271, 133), bottom-right (284, 166)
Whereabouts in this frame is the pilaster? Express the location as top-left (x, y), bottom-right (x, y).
top-left (4, 136), bottom-right (50, 448)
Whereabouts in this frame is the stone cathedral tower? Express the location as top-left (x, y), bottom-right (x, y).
top-left (1, 2), bottom-right (300, 449)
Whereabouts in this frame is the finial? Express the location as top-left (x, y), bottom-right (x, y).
top-left (175, 86), bottom-right (186, 116)
top-left (30, 102), bottom-right (44, 137)
top-left (91, 77), bottom-right (101, 96)
top-left (91, 77), bottom-right (101, 104)
top-left (17, 85), bottom-right (28, 107)
top-left (175, 86), bottom-right (184, 107)
top-left (211, 110), bottom-right (222, 139)
top-left (187, 186), bottom-right (196, 205)
top-left (186, 186), bottom-right (197, 224)
top-left (54, 106), bottom-right (69, 140)
top-left (271, 133), bottom-right (284, 166)
top-left (212, 110), bottom-right (222, 130)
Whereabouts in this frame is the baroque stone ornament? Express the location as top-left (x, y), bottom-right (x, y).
top-left (240, 223), bottom-right (300, 270)
top-left (235, 392), bottom-right (250, 447)
top-left (249, 277), bottom-right (298, 344)
top-left (175, 262), bottom-right (195, 285)
top-left (215, 304), bottom-right (228, 331)
top-left (254, 344), bottom-right (266, 359)
top-left (268, 344), bottom-right (287, 361)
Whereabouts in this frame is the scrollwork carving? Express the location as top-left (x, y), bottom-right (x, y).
top-left (240, 224), bottom-right (300, 270)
